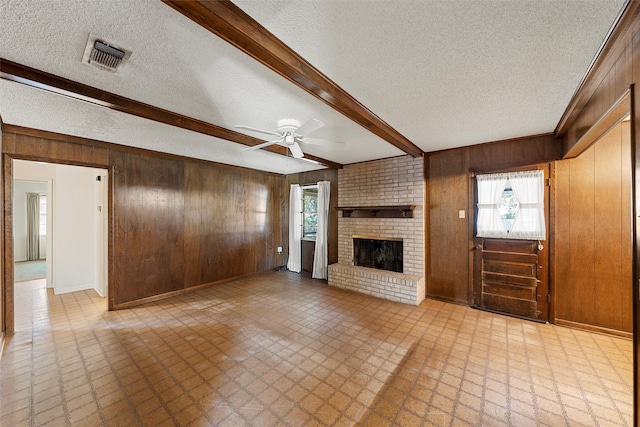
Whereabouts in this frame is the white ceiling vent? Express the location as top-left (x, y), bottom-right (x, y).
top-left (82, 33), bottom-right (131, 72)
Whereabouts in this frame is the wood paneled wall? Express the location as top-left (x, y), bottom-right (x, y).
top-left (557, 3), bottom-right (639, 156)
top-left (426, 148), bottom-right (469, 304)
top-left (555, 121), bottom-right (632, 336)
top-left (550, 3), bottom-right (639, 416)
top-left (112, 150), bottom-right (186, 305)
top-left (2, 126), bottom-right (289, 311)
top-left (426, 134), bottom-right (561, 305)
top-left (182, 161), bottom-right (287, 289)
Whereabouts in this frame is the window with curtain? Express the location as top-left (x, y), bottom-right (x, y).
top-left (287, 184), bottom-right (302, 273)
top-left (476, 170), bottom-right (546, 240)
top-left (312, 181), bottom-right (330, 279)
top-left (39, 194), bottom-right (47, 236)
top-left (302, 185), bottom-right (318, 239)
top-left (27, 192), bottom-right (40, 261)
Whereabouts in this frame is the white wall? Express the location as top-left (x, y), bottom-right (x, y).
top-left (13, 180), bottom-right (48, 262)
top-left (93, 172), bottom-right (108, 297)
top-left (54, 165), bottom-right (100, 294)
top-left (14, 160), bottom-right (107, 295)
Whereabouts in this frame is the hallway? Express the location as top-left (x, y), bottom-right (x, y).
top-left (0, 273), bottom-right (633, 426)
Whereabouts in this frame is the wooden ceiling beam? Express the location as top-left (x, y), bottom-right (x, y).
top-left (162, 0), bottom-right (424, 158)
top-left (0, 59), bottom-right (342, 169)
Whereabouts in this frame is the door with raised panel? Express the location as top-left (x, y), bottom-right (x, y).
top-left (473, 238), bottom-right (548, 322)
top-left (472, 165), bottom-right (550, 322)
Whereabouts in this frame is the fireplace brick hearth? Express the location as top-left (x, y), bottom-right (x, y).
top-left (328, 156), bottom-right (425, 305)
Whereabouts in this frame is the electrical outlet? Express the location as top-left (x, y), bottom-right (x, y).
top-left (277, 246), bottom-right (283, 253)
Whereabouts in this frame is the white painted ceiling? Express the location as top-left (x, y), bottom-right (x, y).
top-left (0, 0), bottom-right (626, 174)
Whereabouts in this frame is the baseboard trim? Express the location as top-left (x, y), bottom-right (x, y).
top-left (425, 293), bottom-right (468, 306)
top-left (555, 318), bottom-right (632, 340)
top-left (112, 269), bottom-right (274, 310)
top-left (54, 283), bottom-right (96, 295)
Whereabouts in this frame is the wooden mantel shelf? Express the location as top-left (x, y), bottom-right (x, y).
top-left (336, 205), bottom-right (414, 218)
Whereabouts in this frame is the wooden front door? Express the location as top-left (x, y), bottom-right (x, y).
top-left (472, 165), bottom-right (550, 322)
top-left (473, 238), bottom-right (549, 322)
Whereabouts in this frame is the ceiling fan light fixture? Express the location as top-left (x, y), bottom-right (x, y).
top-left (277, 118), bottom-right (301, 134)
top-left (237, 118), bottom-right (338, 160)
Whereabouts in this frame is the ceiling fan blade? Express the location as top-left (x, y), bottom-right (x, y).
top-left (296, 119), bottom-right (324, 136)
top-left (235, 125), bottom-right (280, 137)
top-left (299, 137), bottom-right (345, 146)
top-left (241, 139), bottom-right (282, 151)
top-left (288, 142), bottom-right (304, 158)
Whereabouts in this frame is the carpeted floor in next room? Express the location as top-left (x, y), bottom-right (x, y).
top-left (14, 260), bottom-right (46, 282)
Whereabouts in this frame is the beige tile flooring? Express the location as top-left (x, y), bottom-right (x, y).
top-left (0, 272), bottom-right (633, 426)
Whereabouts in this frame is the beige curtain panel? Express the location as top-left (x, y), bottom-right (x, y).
top-left (27, 192), bottom-right (40, 261)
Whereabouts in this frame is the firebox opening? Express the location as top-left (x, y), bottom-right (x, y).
top-left (353, 236), bottom-right (403, 273)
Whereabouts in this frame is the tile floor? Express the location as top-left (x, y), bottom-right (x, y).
top-left (0, 272), bottom-right (633, 426)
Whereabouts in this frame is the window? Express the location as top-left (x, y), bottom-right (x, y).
top-left (476, 170), bottom-right (545, 240)
top-left (39, 194), bottom-right (47, 236)
top-left (302, 185), bottom-right (318, 239)
top-left (498, 183), bottom-right (519, 232)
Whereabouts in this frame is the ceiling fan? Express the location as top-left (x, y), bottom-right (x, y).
top-left (236, 118), bottom-right (343, 159)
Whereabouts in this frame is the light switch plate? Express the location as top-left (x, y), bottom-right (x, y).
top-left (458, 210), bottom-right (465, 219)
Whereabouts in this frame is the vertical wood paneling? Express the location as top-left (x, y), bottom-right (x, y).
top-left (153, 155), bottom-right (183, 295)
top-left (267, 175), bottom-right (286, 268)
top-left (555, 121), bottom-right (632, 334)
top-left (621, 122), bottom-right (633, 331)
top-left (3, 132), bottom-right (15, 154)
top-left (570, 146), bottom-right (596, 323)
top-left (113, 151), bottom-right (142, 303)
top-left (559, 3), bottom-right (638, 156)
top-left (2, 126), bottom-right (288, 310)
top-left (595, 125), bottom-right (624, 330)
top-left (141, 154), bottom-right (184, 297)
top-left (426, 134), bottom-right (559, 305)
top-left (554, 159), bottom-right (570, 316)
top-left (427, 149), bottom-right (469, 303)
top-left (2, 155), bottom-right (13, 334)
top-left (182, 162), bottom-right (288, 288)
top-left (183, 163), bottom-right (202, 288)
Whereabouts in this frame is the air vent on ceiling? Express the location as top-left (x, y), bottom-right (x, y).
top-left (82, 33), bottom-right (131, 72)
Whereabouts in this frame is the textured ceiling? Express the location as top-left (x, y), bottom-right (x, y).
top-left (234, 0), bottom-right (626, 151)
top-left (0, 0), bottom-right (627, 173)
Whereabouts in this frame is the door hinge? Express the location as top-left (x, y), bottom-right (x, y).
top-left (545, 178), bottom-right (551, 187)
top-left (547, 294), bottom-right (551, 303)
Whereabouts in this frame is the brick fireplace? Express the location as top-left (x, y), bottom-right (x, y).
top-left (328, 156), bottom-right (425, 305)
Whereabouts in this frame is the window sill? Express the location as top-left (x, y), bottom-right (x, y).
top-left (302, 237), bottom-right (316, 242)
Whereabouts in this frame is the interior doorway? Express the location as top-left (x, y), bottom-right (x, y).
top-left (8, 160), bottom-right (109, 335)
top-left (13, 179), bottom-right (49, 286)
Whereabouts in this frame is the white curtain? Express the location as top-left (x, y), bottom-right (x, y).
top-left (476, 170), bottom-right (546, 240)
top-left (27, 192), bottom-right (40, 261)
top-left (312, 181), bottom-right (330, 279)
top-left (476, 173), bottom-right (508, 238)
top-left (287, 184), bottom-right (302, 273)
top-left (509, 170), bottom-right (546, 240)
